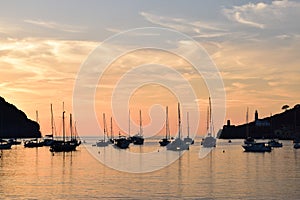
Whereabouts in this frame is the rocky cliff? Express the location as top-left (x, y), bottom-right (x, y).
top-left (0, 97), bottom-right (41, 138)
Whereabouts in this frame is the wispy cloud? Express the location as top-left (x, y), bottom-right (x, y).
top-left (24, 19), bottom-right (86, 33)
top-left (233, 11), bottom-right (264, 29)
top-left (140, 11), bottom-right (227, 38)
top-left (223, 0), bottom-right (300, 30)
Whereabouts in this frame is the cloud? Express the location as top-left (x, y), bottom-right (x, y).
top-left (24, 19), bottom-right (86, 33)
top-left (232, 11), bottom-right (264, 29)
top-left (140, 11), bottom-right (227, 39)
top-left (0, 37), bottom-right (97, 98)
top-left (223, 0), bottom-right (300, 31)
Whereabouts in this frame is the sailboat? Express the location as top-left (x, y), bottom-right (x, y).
top-left (114, 131), bottom-right (131, 149)
top-left (69, 114), bottom-right (81, 147)
top-left (109, 117), bottom-right (114, 144)
top-left (159, 106), bottom-right (171, 146)
top-left (241, 108), bottom-right (272, 152)
top-left (50, 106), bottom-right (77, 152)
top-left (24, 110), bottom-right (44, 148)
top-left (7, 138), bottom-right (21, 145)
top-left (96, 113), bottom-right (110, 147)
top-left (202, 97), bottom-right (216, 148)
top-left (267, 113), bottom-right (282, 148)
top-left (244, 107), bottom-right (255, 145)
top-left (44, 104), bottom-right (57, 146)
top-left (130, 110), bottom-right (144, 145)
top-left (183, 112), bottom-right (194, 145)
top-left (0, 139), bottom-right (12, 150)
top-left (167, 103), bottom-right (189, 151)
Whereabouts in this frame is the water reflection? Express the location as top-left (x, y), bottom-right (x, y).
top-left (0, 140), bottom-right (300, 199)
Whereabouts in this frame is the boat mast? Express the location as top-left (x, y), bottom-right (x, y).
top-left (62, 111), bottom-right (66, 142)
top-left (246, 107), bottom-right (249, 137)
top-left (139, 110), bottom-right (143, 136)
top-left (70, 113), bottom-right (73, 140)
top-left (128, 110), bottom-right (131, 137)
top-left (178, 103), bottom-right (181, 139)
top-left (209, 97), bottom-right (212, 136)
top-left (74, 121), bottom-right (78, 140)
top-left (36, 110), bottom-right (38, 123)
top-left (62, 102), bottom-right (65, 142)
top-left (51, 104), bottom-right (54, 139)
top-left (110, 117), bottom-right (113, 139)
top-left (187, 112), bottom-right (190, 138)
top-left (206, 106), bottom-right (209, 134)
top-left (36, 110), bottom-right (39, 140)
top-left (166, 106), bottom-right (170, 140)
top-left (103, 113), bottom-right (106, 141)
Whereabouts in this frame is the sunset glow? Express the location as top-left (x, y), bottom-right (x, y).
top-left (1, 1), bottom-right (299, 138)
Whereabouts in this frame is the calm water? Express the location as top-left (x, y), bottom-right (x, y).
top-left (1, 139), bottom-right (300, 199)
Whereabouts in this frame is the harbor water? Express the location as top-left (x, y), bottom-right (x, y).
top-left (0, 139), bottom-right (300, 199)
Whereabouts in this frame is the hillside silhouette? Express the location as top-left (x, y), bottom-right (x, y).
top-left (220, 104), bottom-right (300, 140)
top-left (0, 97), bottom-right (41, 138)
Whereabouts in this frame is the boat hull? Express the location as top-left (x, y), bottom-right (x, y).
top-left (183, 137), bottom-right (194, 145)
top-left (50, 141), bottom-right (77, 152)
top-left (0, 143), bottom-right (12, 150)
top-left (166, 138), bottom-right (189, 151)
top-left (268, 139), bottom-right (283, 148)
top-left (130, 135), bottom-right (144, 145)
top-left (242, 143), bottom-right (272, 152)
top-left (202, 136), bottom-right (216, 148)
top-left (294, 143), bottom-right (300, 149)
top-left (114, 138), bottom-right (130, 149)
top-left (96, 140), bottom-right (109, 147)
top-left (159, 138), bottom-right (170, 146)
top-left (24, 141), bottom-right (44, 148)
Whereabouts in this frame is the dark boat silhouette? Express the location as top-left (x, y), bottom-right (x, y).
top-left (8, 138), bottom-right (21, 145)
top-left (96, 113), bottom-right (110, 147)
top-left (0, 139), bottom-right (12, 150)
top-left (159, 106), bottom-right (171, 146)
top-left (183, 112), bottom-right (194, 145)
top-left (50, 109), bottom-right (77, 153)
top-left (114, 132), bottom-right (130, 149)
top-left (242, 142), bottom-right (272, 152)
top-left (24, 110), bottom-right (44, 148)
top-left (167, 103), bottom-right (189, 151)
top-left (202, 97), bottom-right (216, 148)
top-left (24, 138), bottom-right (44, 148)
top-left (130, 110), bottom-right (144, 145)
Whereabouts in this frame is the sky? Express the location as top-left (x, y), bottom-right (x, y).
top-left (0, 0), bottom-right (299, 137)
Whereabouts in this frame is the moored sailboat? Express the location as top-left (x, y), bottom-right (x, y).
top-left (202, 97), bottom-right (216, 148)
top-left (242, 142), bottom-right (272, 152)
top-left (159, 106), bottom-right (171, 146)
top-left (130, 110), bottom-right (144, 145)
top-left (183, 112), bottom-right (194, 145)
top-left (24, 110), bottom-right (44, 148)
top-left (43, 104), bottom-right (57, 146)
top-left (114, 131), bottom-right (131, 149)
top-left (0, 139), bottom-right (12, 150)
top-left (267, 113), bottom-right (282, 148)
top-left (167, 103), bottom-right (189, 151)
top-left (96, 113), bottom-right (110, 147)
top-left (244, 107), bottom-right (255, 145)
top-left (50, 106), bottom-right (77, 152)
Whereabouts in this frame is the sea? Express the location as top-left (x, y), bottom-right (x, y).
top-left (1, 138), bottom-right (300, 200)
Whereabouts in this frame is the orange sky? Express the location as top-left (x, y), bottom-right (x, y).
top-left (1, 1), bottom-right (299, 138)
